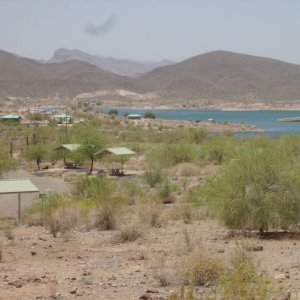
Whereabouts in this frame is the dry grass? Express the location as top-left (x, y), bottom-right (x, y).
top-left (170, 162), bottom-right (201, 178)
top-left (94, 203), bottom-right (118, 231)
top-left (48, 205), bottom-right (82, 237)
top-left (115, 224), bottom-right (143, 243)
top-left (138, 202), bottom-right (163, 228)
top-left (170, 202), bottom-right (194, 224)
top-left (63, 171), bottom-right (79, 182)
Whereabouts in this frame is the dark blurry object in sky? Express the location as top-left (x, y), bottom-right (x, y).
top-left (85, 14), bottom-right (118, 36)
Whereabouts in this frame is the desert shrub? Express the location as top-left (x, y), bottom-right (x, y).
top-left (144, 167), bottom-right (163, 188)
top-left (197, 137), bottom-right (300, 232)
top-left (50, 205), bottom-right (82, 237)
top-left (72, 176), bottom-right (113, 202)
top-left (185, 257), bottom-right (225, 286)
top-left (94, 202), bottom-right (117, 230)
top-left (171, 162), bottom-right (201, 178)
top-left (201, 135), bottom-right (235, 165)
top-left (189, 127), bottom-right (208, 144)
top-left (108, 109), bottom-right (118, 116)
top-left (115, 225), bottom-right (143, 242)
top-left (0, 150), bottom-right (16, 179)
top-left (24, 192), bottom-right (77, 236)
top-left (119, 179), bottom-right (144, 204)
top-left (25, 192), bottom-right (66, 216)
top-left (147, 144), bottom-right (197, 168)
top-left (138, 203), bottom-right (163, 227)
top-left (157, 177), bottom-right (178, 204)
top-left (171, 203), bottom-right (193, 224)
top-left (144, 111), bottom-right (155, 119)
top-left (63, 171), bottom-right (79, 183)
top-left (230, 240), bottom-right (255, 270)
top-left (221, 262), bottom-right (269, 300)
top-left (3, 223), bottom-right (14, 240)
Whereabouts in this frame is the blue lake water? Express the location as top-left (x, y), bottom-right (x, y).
top-left (100, 108), bottom-right (300, 136)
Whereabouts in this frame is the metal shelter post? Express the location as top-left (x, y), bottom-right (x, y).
top-left (18, 193), bottom-right (21, 220)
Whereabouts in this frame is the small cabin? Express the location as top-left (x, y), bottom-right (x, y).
top-left (0, 114), bottom-right (21, 122)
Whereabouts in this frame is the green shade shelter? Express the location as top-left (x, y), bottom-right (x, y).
top-left (0, 178), bottom-right (39, 220)
top-left (0, 114), bottom-right (21, 122)
top-left (94, 147), bottom-right (136, 175)
top-left (53, 113), bottom-right (72, 124)
top-left (53, 144), bottom-right (81, 151)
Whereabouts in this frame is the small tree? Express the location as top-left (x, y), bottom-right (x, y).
top-left (24, 144), bottom-right (48, 171)
top-left (71, 125), bottom-right (104, 174)
top-left (144, 111), bottom-right (155, 119)
top-left (108, 109), bottom-right (118, 116)
top-left (0, 151), bottom-right (16, 178)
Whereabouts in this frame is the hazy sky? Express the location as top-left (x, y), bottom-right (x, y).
top-left (1, 0), bottom-right (300, 64)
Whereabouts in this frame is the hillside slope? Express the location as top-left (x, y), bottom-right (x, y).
top-left (137, 51), bottom-right (300, 102)
top-left (0, 50), bottom-right (138, 98)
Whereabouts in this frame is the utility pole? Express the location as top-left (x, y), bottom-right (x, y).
top-left (65, 106), bottom-right (68, 143)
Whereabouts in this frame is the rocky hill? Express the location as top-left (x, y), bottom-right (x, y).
top-left (137, 50), bottom-right (300, 102)
top-left (2, 49), bottom-right (300, 103)
top-left (0, 50), bottom-right (138, 98)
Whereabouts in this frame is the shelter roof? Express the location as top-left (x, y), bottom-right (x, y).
top-left (0, 178), bottom-right (39, 194)
top-left (95, 147), bottom-right (135, 157)
top-left (53, 113), bottom-right (72, 119)
top-left (0, 114), bottom-right (21, 119)
top-left (127, 114), bottom-right (142, 118)
top-left (53, 144), bottom-right (81, 151)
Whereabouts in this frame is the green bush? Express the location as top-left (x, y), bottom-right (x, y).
top-left (198, 136), bottom-right (300, 232)
top-left (94, 202), bottom-right (117, 230)
top-left (72, 176), bottom-right (113, 202)
top-left (221, 262), bottom-right (269, 300)
top-left (108, 109), bottom-right (118, 116)
top-left (201, 135), bottom-right (235, 165)
top-left (116, 225), bottom-right (143, 242)
top-left (147, 144), bottom-right (197, 168)
top-left (185, 258), bottom-right (225, 286)
top-left (144, 167), bottom-right (163, 188)
top-left (157, 177), bottom-right (178, 203)
top-left (144, 111), bottom-right (155, 119)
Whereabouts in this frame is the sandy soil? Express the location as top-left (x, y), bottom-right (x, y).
top-left (0, 215), bottom-right (299, 300)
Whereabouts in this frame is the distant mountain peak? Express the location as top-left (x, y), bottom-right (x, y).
top-left (48, 48), bottom-right (175, 77)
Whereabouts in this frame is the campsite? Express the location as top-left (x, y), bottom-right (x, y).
top-left (0, 107), bottom-right (299, 300)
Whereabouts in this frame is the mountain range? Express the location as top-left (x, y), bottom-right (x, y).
top-left (1, 49), bottom-right (300, 103)
top-left (48, 48), bottom-right (174, 77)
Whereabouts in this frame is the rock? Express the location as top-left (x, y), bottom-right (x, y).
top-left (274, 273), bottom-right (287, 281)
top-left (70, 287), bottom-right (77, 294)
top-left (16, 282), bottom-right (22, 288)
top-left (218, 249), bottom-right (225, 253)
top-left (31, 251), bottom-right (37, 256)
top-left (247, 245), bottom-right (263, 252)
top-left (139, 293), bottom-right (151, 300)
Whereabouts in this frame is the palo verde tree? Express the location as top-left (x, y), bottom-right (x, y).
top-left (24, 144), bottom-right (48, 171)
top-left (71, 124), bottom-right (104, 174)
top-left (195, 135), bottom-right (300, 233)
